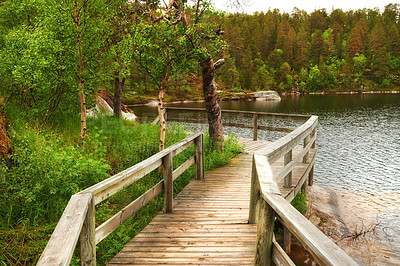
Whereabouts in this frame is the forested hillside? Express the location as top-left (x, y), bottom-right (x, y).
top-left (217, 5), bottom-right (400, 92)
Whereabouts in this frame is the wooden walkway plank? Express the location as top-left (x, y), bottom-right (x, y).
top-left (108, 138), bottom-right (313, 265)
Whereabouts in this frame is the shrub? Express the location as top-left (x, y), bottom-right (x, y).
top-left (0, 123), bottom-right (110, 227)
top-left (291, 190), bottom-right (307, 215)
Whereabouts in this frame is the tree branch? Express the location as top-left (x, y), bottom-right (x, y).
top-left (214, 59), bottom-right (225, 70)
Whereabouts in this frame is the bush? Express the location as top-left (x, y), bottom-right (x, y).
top-left (291, 190), bottom-right (307, 215)
top-left (0, 123), bottom-right (111, 227)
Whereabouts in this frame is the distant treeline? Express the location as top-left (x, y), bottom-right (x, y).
top-left (216, 4), bottom-right (400, 92)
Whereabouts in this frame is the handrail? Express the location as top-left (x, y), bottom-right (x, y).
top-left (165, 107), bottom-right (310, 138)
top-left (166, 107), bottom-right (311, 121)
top-left (248, 115), bottom-right (359, 265)
top-left (165, 108), bottom-right (356, 264)
top-left (38, 133), bottom-right (204, 265)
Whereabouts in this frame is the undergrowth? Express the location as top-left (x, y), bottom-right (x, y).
top-left (0, 113), bottom-right (242, 265)
top-left (291, 190), bottom-right (308, 216)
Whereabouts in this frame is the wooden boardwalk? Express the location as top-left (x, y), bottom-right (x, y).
top-left (108, 138), bottom-right (314, 265)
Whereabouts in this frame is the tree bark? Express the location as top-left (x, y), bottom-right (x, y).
top-left (158, 77), bottom-right (168, 151)
top-left (75, 0), bottom-right (86, 138)
top-left (113, 73), bottom-right (125, 118)
top-left (79, 89), bottom-right (87, 138)
top-left (201, 57), bottom-right (224, 151)
top-left (0, 106), bottom-right (12, 170)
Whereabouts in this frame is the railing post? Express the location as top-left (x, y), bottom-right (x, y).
top-left (253, 113), bottom-right (258, 141)
top-left (249, 156), bottom-right (259, 224)
top-left (309, 128), bottom-right (316, 186)
top-left (283, 226), bottom-right (291, 255)
top-left (194, 134), bottom-right (204, 180)
top-left (309, 166), bottom-right (314, 186)
top-left (163, 153), bottom-right (173, 213)
top-left (284, 150), bottom-right (292, 188)
top-left (254, 198), bottom-right (275, 266)
top-left (303, 135), bottom-right (310, 163)
top-left (80, 197), bottom-right (96, 266)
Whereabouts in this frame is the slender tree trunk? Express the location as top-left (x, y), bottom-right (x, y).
top-left (0, 106), bottom-right (12, 171)
top-left (75, 1), bottom-right (86, 138)
top-left (113, 73), bottom-right (125, 118)
top-left (158, 76), bottom-right (168, 151)
top-left (201, 57), bottom-right (224, 151)
top-left (79, 89), bottom-right (87, 138)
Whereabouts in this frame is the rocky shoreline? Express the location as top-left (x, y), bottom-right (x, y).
top-left (307, 185), bottom-right (400, 265)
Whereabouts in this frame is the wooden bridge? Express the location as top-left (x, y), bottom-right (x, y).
top-left (38, 108), bottom-right (358, 265)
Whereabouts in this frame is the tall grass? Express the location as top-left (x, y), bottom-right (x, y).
top-left (0, 112), bottom-right (242, 265)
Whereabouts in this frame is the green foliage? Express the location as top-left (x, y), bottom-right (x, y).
top-left (219, 7), bottom-right (399, 91)
top-left (0, 0), bottom-right (121, 122)
top-left (309, 65), bottom-right (326, 91)
top-left (291, 190), bottom-right (307, 215)
top-left (0, 111), bottom-right (242, 264)
top-left (353, 54), bottom-right (368, 76)
top-left (0, 122), bottom-right (110, 227)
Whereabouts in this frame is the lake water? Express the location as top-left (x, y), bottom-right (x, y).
top-left (132, 93), bottom-right (400, 261)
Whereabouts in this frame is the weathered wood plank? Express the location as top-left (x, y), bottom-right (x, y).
top-left (270, 130), bottom-right (317, 185)
top-left (283, 150), bottom-right (292, 188)
top-left (38, 193), bottom-right (92, 266)
top-left (80, 197), bottom-right (96, 266)
top-left (263, 192), bottom-right (358, 266)
top-left (272, 237), bottom-right (296, 266)
top-left (80, 133), bottom-right (201, 205)
top-left (254, 198), bottom-right (275, 266)
top-left (257, 125), bottom-right (294, 133)
top-left (257, 116), bottom-right (318, 164)
top-left (95, 181), bottom-right (163, 244)
top-left (108, 257), bottom-right (254, 264)
top-left (165, 107), bottom-right (311, 121)
top-left (173, 155), bottom-right (195, 181)
top-left (253, 113), bottom-right (258, 140)
top-left (163, 153), bottom-right (173, 213)
top-left (194, 134), bottom-right (204, 180)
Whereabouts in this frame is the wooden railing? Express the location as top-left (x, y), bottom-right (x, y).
top-left (165, 107), bottom-right (357, 265)
top-left (37, 133), bottom-right (204, 266)
top-left (165, 107), bottom-right (311, 137)
top-left (248, 115), bottom-right (358, 265)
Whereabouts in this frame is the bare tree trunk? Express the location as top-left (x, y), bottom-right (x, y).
top-left (113, 73), bottom-right (125, 118)
top-left (79, 89), bottom-right (87, 137)
top-left (201, 57), bottom-right (224, 151)
top-left (158, 77), bottom-right (168, 151)
top-left (75, 1), bottom-right (86, 138)
top-left (0, 106), bottom-right (12, 171)
top-left (231, 73), bottom-right (235, 90)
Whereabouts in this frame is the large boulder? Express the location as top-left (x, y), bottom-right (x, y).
top-left (253, 90), bottom-right (281, 101)
top-left (88, 90), bottom-right (136, 121)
